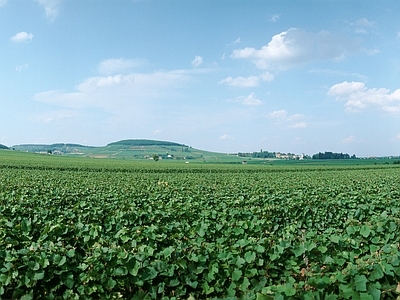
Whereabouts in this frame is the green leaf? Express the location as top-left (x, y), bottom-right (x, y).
top-left (354, 274), bottom-right (368, 292)
top-left (292, 244), bottom-right (306, 257)
top-left (21, 219), bottom-right (32, 233)
top-left (34, 270), bottom-right (45, 281)
top-left (318, 245), bottom-right (328, 253)
top-left (235, 256), bottom-right (246, 268)
top-left (64, 275), bottom-right (74, 289)
top-left (368, 283), bottom-right (381, 300)
top-left (202, 281), bottom-right (214, 295)
top-left (255, 245), bottom-right (265, 253)
top-left (284, 282), bottom-right (296, 296)
top-left (114, 266), bottom-right (128, 276)
top-left (66, 249), bottom-right (75, 258)
top-left (359, 293), bottom-right (373, 300)
top-left (368, 264), bottom-right (384, 281)
top-left (380, 261), bottom-right (394, 276)
top-left (244, 251), bottom-right (256, 263)
top-left (330, 235), bottom-right (340, 243)
top-left (129, 260), bottom-right (140, 276)
top-left (232, 268), bottom-right (242, 281)
top-left (20, 293), bottom-right (33, 300)
top-left (340, 283), bottom-right (354, 298)
top-left (107, 278), bottom-right (116, 289)
top-left (256, 293), bottom-right (272, 300)
top-left (360, 226), bottom-right (371, 238)
top-left (240, 277), bottom-right (250, 291)
top-left (163, 246), bottom-right (174, 258)
top-left (28, 261), bottom-right (40, 271)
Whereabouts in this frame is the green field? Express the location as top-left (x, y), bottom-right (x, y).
top-left (0, 150), bottom-right (400, 299)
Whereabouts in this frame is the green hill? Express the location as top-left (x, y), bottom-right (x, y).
top-left (12, 143), bottom-right (93, 154)
top-left (11, 139), bottom-right (244, 163)
top-left (0, 144), bottom-right (9, 150)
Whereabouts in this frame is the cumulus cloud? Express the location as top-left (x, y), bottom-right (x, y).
top-left (267, 109), bottom-right (307, 129)
top-left (35, 0), bottom-right (62, 21)
top-left (97, 58), bottom-right (143, 75)
top-left (231, 92), bottom-right (263, 106)
top-left (220, 72), bottom-right (274, 88)
top-left (191, 55), bottom-right (203, 67)
top-left (231, 28), bottom-right (360, 70)
top-left (328, 81), bottom-right (400, 113)
top-left (10, 32), bottom-right (34, 43)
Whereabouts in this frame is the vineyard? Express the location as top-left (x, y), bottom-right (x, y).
top-left (0, 152), bottom-right (400, 299)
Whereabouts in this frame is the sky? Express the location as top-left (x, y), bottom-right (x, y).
top-left (1, 0), bottom-right (400, 157)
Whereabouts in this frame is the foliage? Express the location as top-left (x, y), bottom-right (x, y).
top-left (107, 139), bottom-right (187, 147)
top-left (0, 154), bottom-right (399, 299)
top-left (312, 152), bottom-right (356, 159)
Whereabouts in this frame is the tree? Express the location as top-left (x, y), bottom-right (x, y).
top-left (152, 154), bottom-right (159, 161)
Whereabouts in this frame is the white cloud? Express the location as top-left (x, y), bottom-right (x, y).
top-left (392, 133), bottom-right (400, 141)
top-left (0, 0), bottom-right (7, 7)
top-left (153, 129), bottom-right (162, 135)
top-left (10, 32), bottom-right (34, 43)
top-left (328, 81), bottom-right (400, 113)
top-left (191, 55), bottom-right (203, 67)
top-left (35, 0), bottom-right (62, 21)
top-left (16, 64), bottom-right (28, 72)
top-left (231, 92), bottom-right (263, 106)
top-left (34, 69), bottom-right (191, 116)
top-left (269, 14), bottom-right (280, 22)
top-left (220, 72), bottom-right (274, 88)
top-left (35, 110), bottom-right (76, 123)
top-left (234, 37), bottom-right (240, 44)
top-left (97, 58), bottom-right (144, 75)
top-left (307, 68), bottom-right (368, 81)
top-left (267, 109), bottom-right (307, 129)
top-left (342, 135), bottom-right (356, 144)
top-left (231, 28), bottom-right (360, 70)
top-left (268, 109), bottom-right (288, 120)
top-left (219, 134), bottom-right (233, 140)
top-left (355, 18), bottom-right (375, 28)
top-left (289, 122), bottom-right (307, 129)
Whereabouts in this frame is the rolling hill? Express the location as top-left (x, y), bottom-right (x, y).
top-left (11, 139), bottom-right (243, 163)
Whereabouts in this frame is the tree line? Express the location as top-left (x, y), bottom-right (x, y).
top-left (312, 152), bottom-right (356, 159)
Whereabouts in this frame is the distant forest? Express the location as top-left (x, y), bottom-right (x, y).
top-left (238, 150), bottom-right (277, 158)
top-left (0, 144), bottom-right (9, 150)
top-left (107, 139), bottom-right (187, 147)
top-left (312, 152), bottom-right (356, 159)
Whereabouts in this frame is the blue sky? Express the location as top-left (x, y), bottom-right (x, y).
top-left (1, 0), bottom-right (400, 156)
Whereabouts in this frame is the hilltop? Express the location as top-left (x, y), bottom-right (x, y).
top-left (11, 139), bottom-right (243, 163)
top-left (0, 144), bottom-right (9, 150)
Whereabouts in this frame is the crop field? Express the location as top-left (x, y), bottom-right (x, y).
top-left (0, 151), bottom-right (400, 299)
